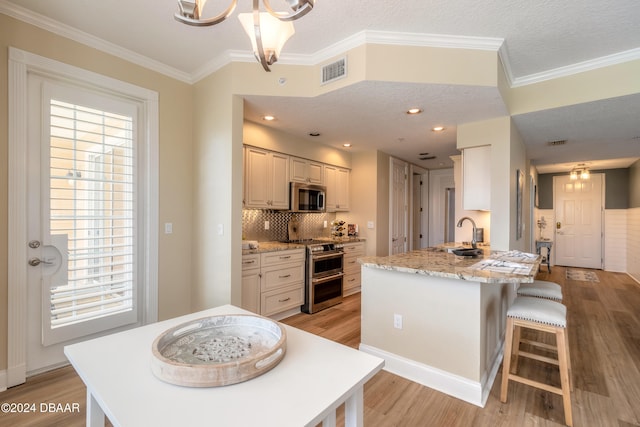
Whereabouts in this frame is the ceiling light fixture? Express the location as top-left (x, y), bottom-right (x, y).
top-left (406, 108), bottom-right (422, 115)
top-left (175, 0), bottom-right (314, 72)
top-left (569, 164), bottom-right (590, 180)
top-left (343, 143), bottom-right (352, 147)
top-left (432, 126), bottom-right (445, 132)
top-left (263, 115), bottom-right (276, 121)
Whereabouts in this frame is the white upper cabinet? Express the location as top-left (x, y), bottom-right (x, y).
top-left (462, 145), bottom-right (491, 211)
top-left (244, 147), bottom-right (290, 209)
top-left (290, 157), bottom-right (324, 185)
top-left (325, 165), bottom-right (350, 212)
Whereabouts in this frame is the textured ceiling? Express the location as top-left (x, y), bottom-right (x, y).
top-left (3, 0), bottom-right (639, 171)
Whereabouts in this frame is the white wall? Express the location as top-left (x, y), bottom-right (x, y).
top-left (628, 208), bottom-right (640, 283)
top-left (604, 210), bottom-right (627, 273)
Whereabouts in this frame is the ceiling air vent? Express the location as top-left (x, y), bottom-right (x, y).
top-left (547, 139), bottom-right (567, 146)
top-left (321, 57), bottom-right (347, 85)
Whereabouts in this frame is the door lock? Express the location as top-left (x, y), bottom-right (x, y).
top-left (28, 257), bottom-right (53, 267)
top-left (556, 222), bottom-right (561, 229)
top-left (28, 240), bottom-right (41, 249)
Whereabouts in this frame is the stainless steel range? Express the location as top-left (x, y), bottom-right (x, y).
top-left (302, 241), bottom-right (344, 313)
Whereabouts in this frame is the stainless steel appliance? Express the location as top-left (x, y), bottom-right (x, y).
top-left (290, 182), bottom-right (326, 213)
top-left (303, 241), bottom-right (344, 313)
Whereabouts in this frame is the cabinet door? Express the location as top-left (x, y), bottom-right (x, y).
top-left (324, 166), bottom-right (337, 212)
top-left (335, 168), bottom-right (350, 211)
top-left (307, 161), bottom-right (324, 184)
top-left (463, 146), bottom-right (491, 211)
top-left (241, 268), bottom-right (261, 314)
top-left (245, 147), bottom-right (270, 208)
top-left (290, 157), bottom-right (308, 183)
top-left (270, 152), bottom-right (290, 209)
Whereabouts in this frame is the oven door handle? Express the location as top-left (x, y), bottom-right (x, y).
top-left (311, 272), bottom-right (344, 284)
top-left (310, 251), bottom-right (343, 260)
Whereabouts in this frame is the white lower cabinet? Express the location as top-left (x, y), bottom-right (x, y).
top-left (242, 248), bottom-right (305, 318)
top-left (342, 242), bottom-right (365, 296)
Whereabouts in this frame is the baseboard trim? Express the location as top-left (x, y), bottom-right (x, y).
top-left (359, 343), bottom-right (503, 408)
top-left (0, 369), bottom-right (6, 392)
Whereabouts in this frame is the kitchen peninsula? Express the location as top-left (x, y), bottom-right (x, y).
top-left (357, 247), bottom-right (541, 407)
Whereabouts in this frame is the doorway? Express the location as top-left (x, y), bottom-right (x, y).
top-left (389, 158), bottom-right (408, 254)
top-left (410, 165), bottom-right (428, 250)
top-left (8, 48), bottom-right (159, 385)
top-left (553, 174), bottom-right (604, 269)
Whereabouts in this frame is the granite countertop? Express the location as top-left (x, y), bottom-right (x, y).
top-left (242, 237), bottom-right (366, 255)
top-left (242, 241), bottom-right (305, 255)
top-left (358, 245), bottom-right (541, 284)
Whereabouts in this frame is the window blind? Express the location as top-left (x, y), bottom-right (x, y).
top-left (48, 99), bottom-right (135, 329)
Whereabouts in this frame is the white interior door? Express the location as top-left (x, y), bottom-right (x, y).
top-left (390, 158), bottom-right (408, 254)
top-left (554, 174), bottom-right (603, 269)
top-left (26, 76), bottom-right (142, 374)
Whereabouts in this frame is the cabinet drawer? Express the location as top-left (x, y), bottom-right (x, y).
top-left (242, 254), bottom-right (260, 270)
top-left (262, 263), bottom-right (305, 291)
top-left (343, 272), bottom-right (361, 295)
top-left (342, 243), bottom-right (364, 256)
top-left (343, 256), bottom-right (361, 274)
top-left (261, 249), bottom-right (305, 267)
top-left (261, 284), bottom-right (304, 317)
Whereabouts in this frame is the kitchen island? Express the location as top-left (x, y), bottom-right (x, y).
top-left (357, 246), bottom-right (541, 407)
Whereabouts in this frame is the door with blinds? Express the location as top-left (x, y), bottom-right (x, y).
top-left (26, 77), bottom-right (142, 373)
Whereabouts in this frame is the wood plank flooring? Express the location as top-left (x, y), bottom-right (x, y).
top-left (2, 266), bottom-right (639, 426)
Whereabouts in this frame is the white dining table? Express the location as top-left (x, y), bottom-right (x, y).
top-left (64, 304), bottom-right (384, 427)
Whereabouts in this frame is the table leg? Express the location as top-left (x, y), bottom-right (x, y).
top-left (86, 388), bottom-right (105, 427)
top-left (344, 386), bottom-right (364, 427)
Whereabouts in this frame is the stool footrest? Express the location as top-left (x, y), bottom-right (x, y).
top-left (520, 338), bottom-right (558, 352)
top-left (508, 373), bottom-right (563, 396)
top-left (518, 350), bottom-right (560, 366)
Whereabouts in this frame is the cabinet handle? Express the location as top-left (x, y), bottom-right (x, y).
top-left (348, 278), bottom-right (356, 282)
top-left (348, 260), bottom-right (356, 264)
top-left (278, 297), bottom-right (291, 302)
top-left (279, 274), bottom-right (291, 279)
top-left (243, 260), bottom-right (256, 264)
top-left (279, 255), bottom-right (291, 259)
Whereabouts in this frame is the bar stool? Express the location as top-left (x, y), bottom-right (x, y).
top-left (517, 280), bottom-right (562, 301)
top-left (501, 296), bottom-right (573, 426)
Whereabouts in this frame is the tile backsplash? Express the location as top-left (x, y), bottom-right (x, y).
top-left (242, 209), bottom-right (336, 242)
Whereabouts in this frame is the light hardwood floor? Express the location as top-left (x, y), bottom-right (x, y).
top-left (2, 266), bottom-right (639, 426)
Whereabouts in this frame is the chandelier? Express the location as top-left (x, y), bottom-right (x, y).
top-left (175, 0), bottom-right (315, 71)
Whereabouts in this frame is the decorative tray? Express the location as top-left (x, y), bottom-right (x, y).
top-left (151, 314), bottom-right (286, 387)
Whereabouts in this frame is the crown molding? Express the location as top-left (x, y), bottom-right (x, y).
top-left (3, 1), bottom-right (639, 89)
top-left (510, 47), bottom-right (640, 87)
top-left (0, 0), bottom-right (192, 83)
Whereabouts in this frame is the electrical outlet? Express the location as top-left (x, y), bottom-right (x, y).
top-left (367, 221), bottom-right (374, 229)
top-left (393, 313), bottom-right (403, 329)
top-left (217, 224), bottom-right (224, 235)
top-left (164, 223), bottom-right (173, 234)
top-left (323, 220), bottom-right (327, 228)
top-left (264, 221), bottom-right (270, 230)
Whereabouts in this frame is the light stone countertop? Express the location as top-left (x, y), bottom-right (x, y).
top-left (358, 245), bottom-right (542, 284)
top-left (242, 241), bottom-right (305, 255)
top-left (241, 237), bottom-right (366, 255)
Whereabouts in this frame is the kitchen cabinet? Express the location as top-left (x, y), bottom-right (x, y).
top-left (241, 254), bottom-right (261, 314)
top-left (342, 241), bottom-right (364, 296)
top-left (244, 146), bottom-right (290, 209)
top-left (462, 146), bottom-right (491, 211)
top-left (260, 249), bottom-right (305, 317)
top-left (290, 157), bottom-right (324, 184)
top-left (325, 165), bottom-right (350, 212)
top-left (242, 248), bottom-right (305, 318)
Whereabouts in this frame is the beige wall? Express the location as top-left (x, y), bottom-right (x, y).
top-left (0, 15), bottom-right (194, 371)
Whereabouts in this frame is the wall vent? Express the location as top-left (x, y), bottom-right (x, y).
top-left (321, 57), bottom-right (347, 85)
top-left (547, 139), bottom-right (567, 146)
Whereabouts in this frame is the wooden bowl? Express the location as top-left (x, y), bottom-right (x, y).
top-left (151, 314), bottom-right (286, 387)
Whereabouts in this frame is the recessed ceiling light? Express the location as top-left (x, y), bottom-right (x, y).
top-left (343, 143), bottom-right (352, 147)
top-left (406, 108), bottom-right (422, 115)
top-left (263, 115), bottom-right (275, 121)
top-left (432, 126), bottom-right (445, 132)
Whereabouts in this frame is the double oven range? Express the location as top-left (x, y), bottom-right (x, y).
top-left (282, 239), bottom-right (345, 314)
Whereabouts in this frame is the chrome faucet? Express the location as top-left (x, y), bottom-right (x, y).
top-left (456, 217), bottom-right (477, 249)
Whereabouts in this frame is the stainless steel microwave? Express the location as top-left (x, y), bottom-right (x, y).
top-left (290, 182), bottom-right (326, 213)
